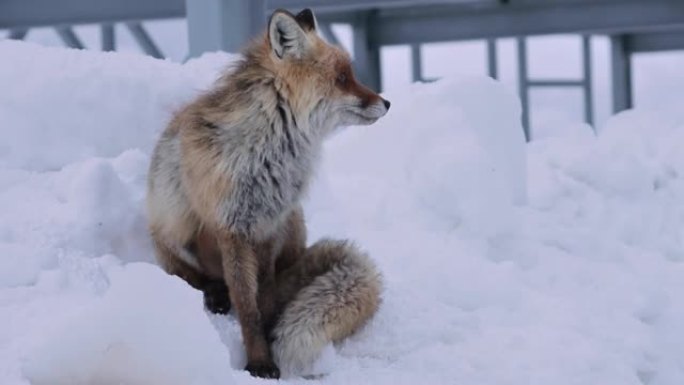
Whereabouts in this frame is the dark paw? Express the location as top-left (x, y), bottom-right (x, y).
top-left (245, 361), bottom-right (280, 379)
top-left (203, 280), bottom-right (231, 314)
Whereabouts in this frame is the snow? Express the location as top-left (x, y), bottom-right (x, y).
top-left (1, 39), bottom-right (684, 385)
top-left (0, 40), bottom-right (229, 171)
top-left (24, 263), bottom-right (235, 385)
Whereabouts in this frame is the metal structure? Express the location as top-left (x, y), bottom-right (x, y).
top-left (516, 36), bottom-right (594, 139)
top-left (2, 22), bottom-right (167, 58)
top-left (2, 0), bottom-right (684, 140)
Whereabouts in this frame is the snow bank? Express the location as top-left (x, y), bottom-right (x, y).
top-left (0, 41), bottom-right (234, 289)
top-left (0, 150), bottom-right (153, 288)
top-left (24, 263), bottom-right (235, 385)
top-left (1, 40), bottom-right (684, 385)
top-left (0, 40), bottom-right (232, 171)
top-left (310, 77), bottom-right (526, 241)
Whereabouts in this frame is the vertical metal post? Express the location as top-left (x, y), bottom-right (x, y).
top-left (611, 35), bottom-right (633, 113)
top-left (517, 37), bottom-right (531, 141)
top-left (352, 11), bottom-right (382, 92)
top-left (186, 0), bottom-right (266, 58)
top-left (411, 43), bottom-right (423, 82)
top-left (101, 23), bottom-right (115, 52)
top-left (487, 38), bottom-right (498, 79)
top-left (247, 0), bottom-right (266, 38)
top-left (581, 35), bottom-right (595, 129)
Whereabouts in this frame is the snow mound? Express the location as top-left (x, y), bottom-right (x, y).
top-left (23, 263), bottom-right (235, 385)
top-left (0, 150), bottom-right (154, 289)
top-left (0, 40), bottom-right (233, 171)
top-left (311, 78), bottom-right (526, 240)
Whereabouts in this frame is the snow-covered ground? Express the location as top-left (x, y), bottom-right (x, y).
top-left (1, 40), bottom-right (684, 385)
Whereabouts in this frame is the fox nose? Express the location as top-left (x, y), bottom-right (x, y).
top-left (382, 99), bottom-right (391, 110)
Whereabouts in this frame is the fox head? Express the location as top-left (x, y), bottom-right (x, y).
top-left (255, 8), bottom-right (390, 133)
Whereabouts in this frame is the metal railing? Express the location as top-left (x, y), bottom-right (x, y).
top-left (5, 22), bottom-right (166, 58)
top-left (3, 0), bottom-right (684, 140)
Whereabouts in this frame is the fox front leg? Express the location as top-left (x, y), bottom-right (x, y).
top-left (218, 232), bottom-right (280, 379)
top-left (202, 279), bottom-right (231, 314)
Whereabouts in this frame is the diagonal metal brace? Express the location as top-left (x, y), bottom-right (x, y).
top-left (125, 21), bottom-right (164, 59)
top-left (55, 26), bottom-right (84, 49)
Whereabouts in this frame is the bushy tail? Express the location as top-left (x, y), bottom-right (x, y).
top-left (271, 239), bottom-right (382, 377)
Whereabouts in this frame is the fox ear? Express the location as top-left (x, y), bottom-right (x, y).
top-left (268, 9), bottom-right (312, 59)
top-left (294, 8), bottom-right (317, 32)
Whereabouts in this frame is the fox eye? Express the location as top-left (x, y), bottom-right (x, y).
top-left (336, 72), bottom-right (347, 85)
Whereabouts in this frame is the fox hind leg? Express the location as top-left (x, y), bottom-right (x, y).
top-left (151, 233), bottom-right (232, 314)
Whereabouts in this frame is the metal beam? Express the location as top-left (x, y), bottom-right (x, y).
top-left (487, 38), bottom-right (498, 79)
top-left (272, 0), bottom-right (658, 14)
top-left (4, 0), bottom-right (683, 35)
top-left (4, 0), bottom-right (662, 29)
top-left (351, 12), bottom-right (382, 92)
top-left (581, 35), bottom-right (594, 128)
top-left (269, 0), bottom-right (493, 13)
top-left (625, 29), bottom-right (684, 52)
top-left (611, 35), bottom-right (633, 113)
top-left (373, 0), bottom-right (684, 45)
top-left (517, 38), bottom-right (531, 142)
top-left (527, 80), bottom-right (585, 87)
top-left (4, 0), bottom-right (684, 43)
top-left (411, 44), bottom-right (423, 82)
top-left (101, 23), bottom-right (115, 51)
top-left (0, 0), bottom-right (185, 29)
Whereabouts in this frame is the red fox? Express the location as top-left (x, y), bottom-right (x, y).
top-left (146, 8), bottom-right (388, 379)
